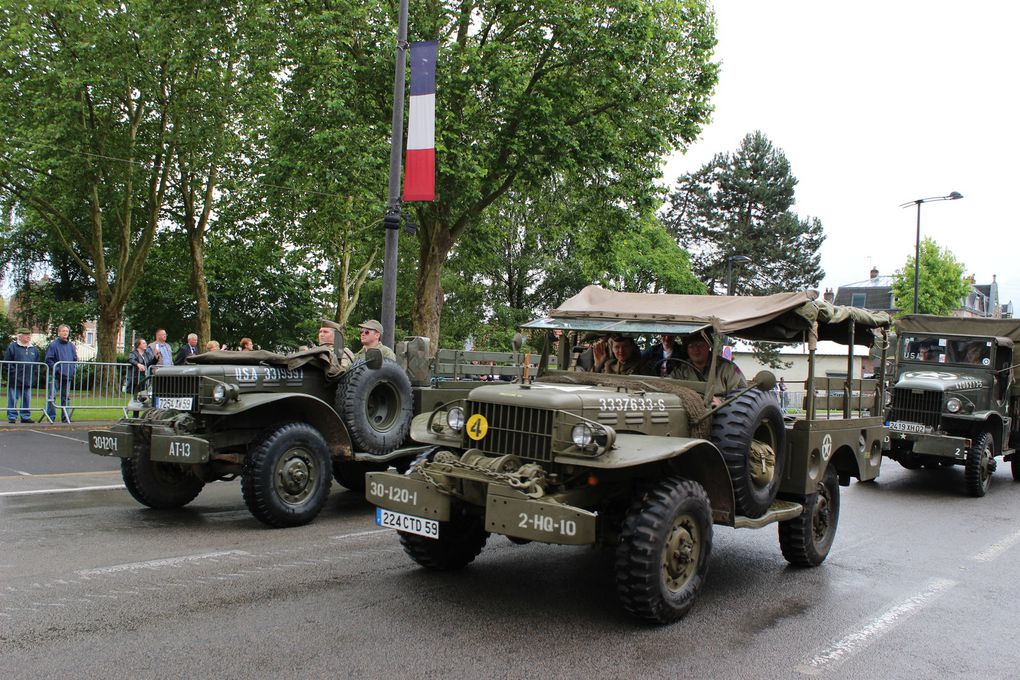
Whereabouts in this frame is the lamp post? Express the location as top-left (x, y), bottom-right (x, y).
top-left (726, 255), bottom-right (751, 296)
top-left (899, 192), bottom-right (963, 314)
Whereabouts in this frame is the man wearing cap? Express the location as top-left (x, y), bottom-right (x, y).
top-left (317, 319), bottom-right (356, 378)
top-left (5, 328), bottom-right (40, 423)
top-left (671, 332), bottom-right (746, 400)
top-left (354, 319), bottom-right (396, 362)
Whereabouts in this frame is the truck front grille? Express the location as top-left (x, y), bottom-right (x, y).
top-left (151, 373), bottom-right (202, 411)
top-left (890, 388), bottom-right (941, 428)
top-left (466, 401), bottom-right (554, 462)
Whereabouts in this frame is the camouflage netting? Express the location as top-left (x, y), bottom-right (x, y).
top-left (537, 370), bottom-right (711, 438)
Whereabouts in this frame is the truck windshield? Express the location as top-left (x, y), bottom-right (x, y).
top-left (901, 335), bottom-right (991, 366)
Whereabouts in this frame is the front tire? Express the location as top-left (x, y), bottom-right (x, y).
top-left (332, 460), bottom-right (387, 491)
top-left (711, 390), bottom-right (786, 518)
top-left (964, 431), bottom-right (995, 497)
top-left (615, 478), bottom-right (713, 624)
top-left (399, 509), bottom-right (488, 570)
top-left (779, 465), bottom-right (840, 567)
top-left (241, 423), bottom-right (332, 528)
top-left (121, 436), bottom-right (205, 509)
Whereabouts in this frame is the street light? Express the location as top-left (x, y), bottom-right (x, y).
top-left (726, 255), bottom-right (752, 296)
top-left (899, 192), bottom-right (964, 314)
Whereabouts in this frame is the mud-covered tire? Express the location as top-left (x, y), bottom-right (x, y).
top-left (332, 460), bottom-right (387, 491)
top-left (615, 478), bottom-right (713, 624)
top-left (121, 437), bottom-right (204, 509)
top-left (964, 431), bottom-right (994, 497)
top-left (779, 465), bottom-right (840, 567)
top-left (241, 422), bottom-right (332, 528)
top-left (335, 360), bottom-right (413, 454)
top-left (399, 509), bottom-right (488, 570)
top-left (711, 389), bottom-right (786, 518)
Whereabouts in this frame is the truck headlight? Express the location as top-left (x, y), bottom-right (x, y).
top-left (945, 397), bottom-right (962, 413)
top-left (447, 407), bottom-right (465, 431)
top-left (212, 384), bottom-right (239, 405)
top-left (571, 423), bottom-right (594, 447)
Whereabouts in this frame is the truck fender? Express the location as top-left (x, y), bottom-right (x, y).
top-left (223, 393), bottom-right (352, 459)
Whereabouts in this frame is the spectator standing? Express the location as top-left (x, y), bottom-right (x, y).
top-left (175, 333), bottom-right (199, 364)
top-left (354, 320), bottom-right (396, 361)
top-left (146, 329), bottom-right (173, 368)
top-left (5, 328), bottom-right (40, 424)
top-left (778, 377), bottom-right (789, 409)
top-left (126, 338), bottom-right (150, 395)
top-left (239, 337), bottom-right (254, 351)
top-left (44, 324), bottom-right (78, 423)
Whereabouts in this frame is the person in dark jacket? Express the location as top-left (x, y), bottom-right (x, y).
top-left (5, 328), bottom-right (40, 423)
top-left (174, 333), bottom-right (199, 365)
top-left (44, 324), bottom-right (78, 423)
top-left (126, 338), bottom-right (151, 395)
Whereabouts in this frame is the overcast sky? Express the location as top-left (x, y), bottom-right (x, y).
top-left (664, 0), bottom-right (1018, 309)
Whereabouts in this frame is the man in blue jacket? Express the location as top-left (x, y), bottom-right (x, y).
top-left (5, 328), bottom-right (40, 423)
top-left (44, 324), bottom-right (78, 423)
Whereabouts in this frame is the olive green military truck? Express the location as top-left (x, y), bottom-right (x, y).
top-left (885, 314), bottom-right (1020, 496)
top-left (366, 286), bottom-right (891, 623)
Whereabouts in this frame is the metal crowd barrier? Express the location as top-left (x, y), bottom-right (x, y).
top-left (1, 360), bottom-right (49, 423)
top-left (1, 359), bottom-right (135, 423)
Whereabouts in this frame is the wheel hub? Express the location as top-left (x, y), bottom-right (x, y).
top-left (663, 516), bottom-right (699, 592)
top-left (276, 450), bottom-right (315, 502)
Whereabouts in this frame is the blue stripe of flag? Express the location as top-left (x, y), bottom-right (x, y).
top-left (408, 40), bottom-right (438, 96)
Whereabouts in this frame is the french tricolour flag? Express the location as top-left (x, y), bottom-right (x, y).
top-left (403, 40), bottom-right (437, 202)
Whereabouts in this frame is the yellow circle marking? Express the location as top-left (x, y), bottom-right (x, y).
top-left (466, 413), bottom-right (489, 441)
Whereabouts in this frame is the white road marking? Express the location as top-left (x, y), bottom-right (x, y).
top-left (27, 429), bottom-right (85, 442)
top-left (796, 578), bottom-right (956, 675)
top-left (970, 528), bottom-right (1020, 563)
top-left (331, 529), bottom-right (390, 540)
top-left (76, 550), bottom-right (251, 576)
top-left (0, 484), bottom-right (125, 497)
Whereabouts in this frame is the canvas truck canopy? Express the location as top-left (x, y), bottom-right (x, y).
top-left (523, 286), bottom-right (890, 347)
top-left (896, 315), bottom-right (1020, 346)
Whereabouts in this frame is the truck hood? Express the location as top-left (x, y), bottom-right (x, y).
top-left (466, 382), bottom-right (669, 411)
top-left (894, 370), bottom-right (988, 392)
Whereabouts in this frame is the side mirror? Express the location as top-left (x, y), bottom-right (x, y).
top-left (364, 347), bottom-right (384, 370)
top-left (752, 370), bottom-right (777, 392)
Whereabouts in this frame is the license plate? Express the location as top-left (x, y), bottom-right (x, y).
top-left (376, 507), bottom-right (439, 539)
top-left (155, 397), bottom-right (194, 410)
top-left (888, 421), bottom-right (931, 433)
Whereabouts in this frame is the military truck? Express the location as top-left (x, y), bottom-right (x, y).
top-left (884, 314), bottom-right (1020, 496)
top-left (366, 286), bottom-right (890, 623)
top-left (88, 336), bottom-right (547, 527)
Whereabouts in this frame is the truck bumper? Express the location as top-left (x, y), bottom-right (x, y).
top-left (366, 471), bottom-right (597, 546)
top-left (88, 428), bottom-right (134, 458)
top-left (889, 430), bottom-right (971, 459)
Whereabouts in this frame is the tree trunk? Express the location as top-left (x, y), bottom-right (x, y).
top-left (96, 304), bottom-right (123, 363)
top-left (411, 223), bottom-right (455, 352)
top-left (189, 231), bottom-right (211, 345)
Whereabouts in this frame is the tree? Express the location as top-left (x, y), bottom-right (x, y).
top-left (0, 1), bottom-right (271, 361)
top-left (663, 131), bottom-right (824, 294)
top-left (891, 237), bottom-right (970, 317)
top-left (403, 0), bottom-right (718, 347)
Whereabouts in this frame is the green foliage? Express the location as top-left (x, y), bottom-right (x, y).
top-left (405, 0), bottom-right (719, 342)
top-left (891, 237), bottom-right (970, 316)
top-left (126, 229), bottom-right (321, 351)
top-left (664, 131), bottom-right (825, 294)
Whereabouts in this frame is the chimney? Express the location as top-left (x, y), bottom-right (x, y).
top-left (870, 266), bottom-right (878, 279)
top-left (823, 288), bottom-right (835, 303)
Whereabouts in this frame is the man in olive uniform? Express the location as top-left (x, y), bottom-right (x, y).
top-left (317, 319), bottom-right (355, 378)
top-left (354, 319), bottom-right (397, 362)
top-left (671, 332), bottom-right (746, 401)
